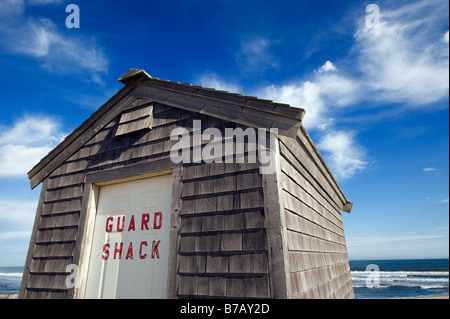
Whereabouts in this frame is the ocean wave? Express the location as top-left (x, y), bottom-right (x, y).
top-left (353, 283), bottom-right (448, 289)
top-left (352, 276), bottom-right (449, 283)
top-left (351, 268), bottom-right (449, 292)
top-left (420, 285), bottom-right (447, 289)
top-left (407, 274), bottom-right (448, 278)
top-left (0, 273), bottom-right (23, 278)
top-left (351, 271), bottom-right (449, 277)
top-left (350, 260), bottom-right (449, 298)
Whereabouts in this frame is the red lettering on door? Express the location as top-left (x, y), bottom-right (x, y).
top-left (102, 243), bottom-right (110, 260)
top-left (128, 215), bottom-right (135, 231)
top-left (106, 217), bottom-right (113, 232)
top-left (117, 216), bottom-right (125, 232)
top-left (114, 242), bottom-right (123, 259)
top-left (152, 240), bottom-right (160, 259)
top-left (103, 213), bottom-right (164, 261)
top-left (139, 241), bottom-right (148, 259)
top-left (154, 212), bottom-right (162, 230)
top-left (141, 213), bottom-right (149, 230)
top-left (125, 242), bottom-right (133, 259)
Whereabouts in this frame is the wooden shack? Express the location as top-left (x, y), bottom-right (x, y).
top-left (19, 69), bottom-right (354, 299)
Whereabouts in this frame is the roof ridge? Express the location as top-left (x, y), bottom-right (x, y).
top-left (118, 68), bottom-right (302, 111)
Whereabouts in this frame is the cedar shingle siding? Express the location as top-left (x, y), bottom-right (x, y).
top-left (20, 69), bottom-right (354, 299)
top-left (280, 136), bottom-right (354, 298)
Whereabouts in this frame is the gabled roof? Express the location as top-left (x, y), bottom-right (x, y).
top-left (123, 68), bottom-right (305, 136)
top-left (27, 68), bottom-right (306, 189)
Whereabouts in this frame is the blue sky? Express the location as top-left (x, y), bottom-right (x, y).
top-left (0, 0), bottom-right (448, 266)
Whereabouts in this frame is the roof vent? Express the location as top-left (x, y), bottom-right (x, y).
top-left (115, 103), bottom-right (153, 136)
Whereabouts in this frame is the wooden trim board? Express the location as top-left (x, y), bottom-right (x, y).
top-left (262, 138), bottom-right (289, 298)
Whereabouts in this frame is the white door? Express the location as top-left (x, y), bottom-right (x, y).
top-left (84, 174), bottom-right (172, 299)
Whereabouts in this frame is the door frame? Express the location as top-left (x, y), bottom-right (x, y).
top-left (72, 159), bottom-right (182, 299)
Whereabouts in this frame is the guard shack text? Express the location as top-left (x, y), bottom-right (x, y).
top-left (101, 212), bottom-right (162, 260)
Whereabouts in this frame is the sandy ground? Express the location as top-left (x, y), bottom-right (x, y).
top-left (0, 294), bottom-right (18, 299)
top-left (406, 295), bottom-right (449, 299)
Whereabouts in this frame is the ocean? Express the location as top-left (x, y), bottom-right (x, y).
top-left (0, 267), bottom-right (23, 296)
top-left (350, 259), bottom-right (449, 299)
top-left (1, 259), bottom-right (449, 298)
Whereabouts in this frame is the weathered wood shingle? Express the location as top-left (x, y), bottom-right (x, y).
top-left (279, 132), bottom-right (354, 299)
top-left (21, 102), bottom-right (273, 299)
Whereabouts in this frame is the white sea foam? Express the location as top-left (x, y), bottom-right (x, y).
top-left (0, 272), bottom-right (22, 278)
top-left (352, 282), bottom-right (447, 289)
top-left (351, 271), bottom-right (449, 278)
top-left (351, 270), bottom-right (449, 291)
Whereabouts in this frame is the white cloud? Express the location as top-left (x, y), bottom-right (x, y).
top-left (0, 231), bottom-right (32, 241)
top-left (0, 201), bottom-right (37, 223)
top-left (197, 72), bottom-right (242, 94)
top-left (260, 0), bottom-right (449, 125)
top-left (422, 167), bottom-right (437, 172)
top-left (354, 1), bottom-right (449, 106)
top-left (316, 73), bottom-right (362, 108)
top-left (21, 18), bottom-right (108, 82)
top-left (256, 65), bottom-right (367, 180)
top-left (255, 59), bottom-right (369, 180)
top-left (0, 115), bottom-right (66, 177)
top-left (0, 5), bottom-right (108, 83)
top-left (443, 30), bottom-right (449, 44)
top-left (257, 60), bottom-right (363, 130)
top-left (317, 61), bottom-right (337, 73)
top-left (259, 81), bottom-right (325, 129)
top-left (253, 1), bottom-right (449, 180)
top-left (317, 130), bottom-right (368, 180)
top-left (18, 18), bottom-right (57, 57)
top-left (441, 198), bottom-right (449, 204)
